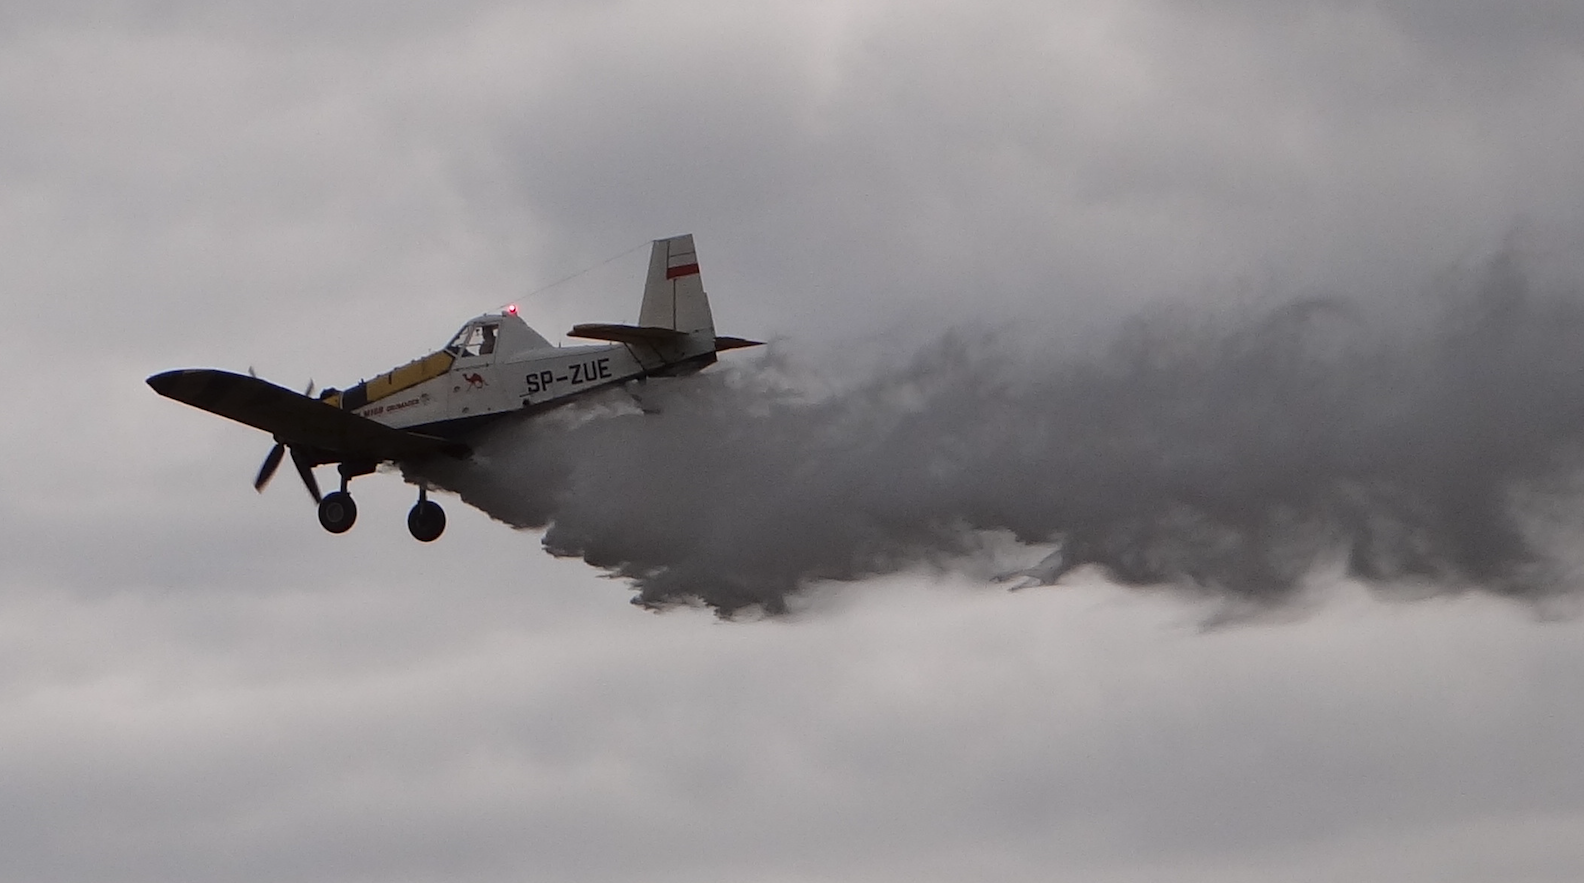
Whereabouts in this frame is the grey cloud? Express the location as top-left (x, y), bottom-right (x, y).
top-left (1, 577), bottom-right (1580, 883)
top-left (461, 0), bottom-right (1584, 354)
top-left (0, 0), bottom-right (502, 44)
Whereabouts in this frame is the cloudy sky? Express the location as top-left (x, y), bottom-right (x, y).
top-left (5, 1), bottom-right (1584, 880)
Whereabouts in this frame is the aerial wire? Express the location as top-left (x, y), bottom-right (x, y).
top-left (496, 240), bottom-right (650, 314)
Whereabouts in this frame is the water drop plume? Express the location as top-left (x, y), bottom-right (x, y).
top-left (416, 249), bottom-right (1584, 615)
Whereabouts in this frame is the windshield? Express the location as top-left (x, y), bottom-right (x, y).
top-left (445, 323), bottom-right (499, 357)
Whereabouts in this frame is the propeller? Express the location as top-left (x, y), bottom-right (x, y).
top-left (254, 441), bottom-right (323, 503)
top-left (254, 442), bottom-right (286, 491)
top-left (291, 447), bottom-right (323, 503)
top-left (252, 379), bottom-right (324, 504)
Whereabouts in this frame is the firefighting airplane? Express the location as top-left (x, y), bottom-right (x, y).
top-left (148, 234), bottom-right (760, 542)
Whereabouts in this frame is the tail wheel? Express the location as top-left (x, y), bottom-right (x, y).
top-left (318, 491), bottom-right (357, 534)
top-left (407, 500), bottom-right (446, 542)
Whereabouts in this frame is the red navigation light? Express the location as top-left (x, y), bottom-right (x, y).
top-left (506, 304), bottom-right (518, 315)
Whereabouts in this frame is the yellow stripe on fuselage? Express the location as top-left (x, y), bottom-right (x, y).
top-left (322, 350), bottom-right (455, 411)
top-left (367, 350), bottom-right (455, 403)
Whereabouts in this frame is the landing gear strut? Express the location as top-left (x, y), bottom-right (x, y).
top-left (407, 485), bottom-right (446, 542)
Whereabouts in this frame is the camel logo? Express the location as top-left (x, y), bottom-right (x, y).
top-left (462, 372), bottom-right (487, 389)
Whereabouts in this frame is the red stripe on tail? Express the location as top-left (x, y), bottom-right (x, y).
top-left (665, 263), bottom-right (700, 279)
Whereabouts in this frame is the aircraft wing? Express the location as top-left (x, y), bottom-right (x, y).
top-left (146, 369), bottom-right (468, 461)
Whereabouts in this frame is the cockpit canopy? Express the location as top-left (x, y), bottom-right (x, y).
top-left (446, 323), bottom-right (497, 357)
top-left (444, 312), bottom-right (553, 359)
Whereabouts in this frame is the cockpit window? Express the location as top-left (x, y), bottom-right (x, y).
top-left (446, 323), bottom-right (500, 358)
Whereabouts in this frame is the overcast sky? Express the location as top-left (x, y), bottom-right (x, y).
top-left (4, 2), bottom-right (1584, 881)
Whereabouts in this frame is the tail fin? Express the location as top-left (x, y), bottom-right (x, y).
top-left (567, 234), bottom-right (761, 369)
top-left (639, 234), bottom-right (715, 333)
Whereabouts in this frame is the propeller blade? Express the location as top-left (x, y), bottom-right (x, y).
top-left (291, 448), bottom-right (322, 504)
top-left (254, 442), bottom-right (286, 493)
top-left (303, 379), bottom-right (316, 398)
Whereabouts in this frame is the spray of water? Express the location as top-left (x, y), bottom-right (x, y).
top-left (416, 250), bottom-right (1584, 615)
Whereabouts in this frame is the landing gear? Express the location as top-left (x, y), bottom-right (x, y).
top-left (306, 462), bottom-right (444, 541)
top-left (315, 461), bottom-right (371, 535)
top-left (318, 491), bottom-right (357, 533)
top-left (407, 486), bottom-right (446, 542)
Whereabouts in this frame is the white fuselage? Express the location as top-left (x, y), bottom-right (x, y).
top-left (337, 311), bottom-right (712, 436)
top-left (358, 343), bottom-right (641, 431)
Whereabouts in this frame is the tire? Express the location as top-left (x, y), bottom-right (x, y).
top-left (318, 491), bottom-right (357, 534)
top-left (407, 500), bottom-right (446, 542)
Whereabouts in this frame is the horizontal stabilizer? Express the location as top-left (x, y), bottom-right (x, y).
top-left (568, 323), bottom-right (688, 345)
top-left (713, 336), bottom-right (763, 352)
top-left (147, 369), bottom-right (468, 461)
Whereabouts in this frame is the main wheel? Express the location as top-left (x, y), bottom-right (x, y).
top-left (407, 499), bottom-right (446, 542)
top-left (318, 491), bottom-right (357, 534)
